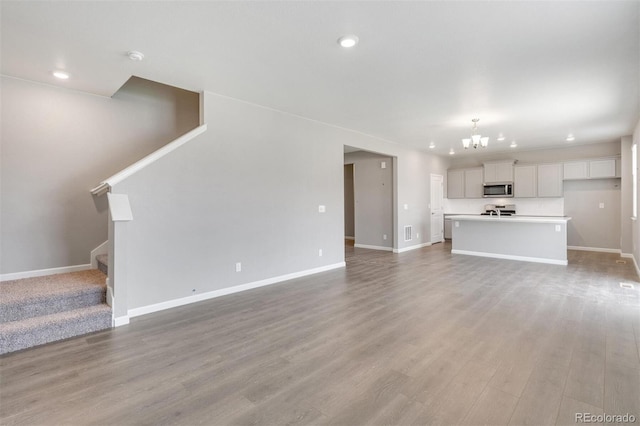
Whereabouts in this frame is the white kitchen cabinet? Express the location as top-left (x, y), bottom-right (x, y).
top-left (484, 162), bottom-right (514, 183)
top-left (447, 169), bottom-right (465, 199)
top-left (563, 161), bottom-right (588, 180)
top-left (514, 165), bottom-right (537, 198)
top-left (464, 168), bottom-right (484, 198)
top-left (537, 163), bottom-right (563, 197)
top-left (589, 159), bottom-right (616, 178)
top-left (447, 168), bottom-right (484, 199)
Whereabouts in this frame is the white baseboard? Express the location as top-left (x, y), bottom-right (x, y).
top-left (568, 246), bottom-right (621, 254)
top-left (622, 253), bottom-right (640, 278)
top-left (344, 236), bottom-right (355, 240)
top-left (0, 264), bottom-right (92, 282)
top-left (451, 249), bottom-right (568, 266)
top-left (354, 244), bottom-right (393, 252)
top-left (127, 262), bottom-right (346, 319)
top-left (90, 240), bottom-right (109, 268)
top-left (113, 316), bottom-right (130, 327)
top-left (393, 242), bottom-right (432, 253)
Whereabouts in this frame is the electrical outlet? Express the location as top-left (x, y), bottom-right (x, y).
top-left (555, 225), bottom-right (561, 232)
top-left (381, 161), bottom-right (386, 169)
top-left (416, 233), bottom-right (419, 239)
top-left (318, 205), bottom-right (326, 213)
top-left (318, 249), bottom-right (323, 257)
top-left (235, 262), bottom-right (242, 272)
top-left (404, 204), bottom-right (409, 210)
top-left (599, 202), bottom-right (605, 209)
top-left (383, 234), bottom-right (387, 240)
top-left (455, 221), bottom-right (459, 228)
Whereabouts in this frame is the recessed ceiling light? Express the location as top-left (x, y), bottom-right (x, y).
top-left (53, 70), bottom-right (70, 79)
top-left (566, 134), bottom-right (575, 142)
top-left (429, 141), bottom-right (436, 149)
top-left (127, 51), bottom-right (145, 61)
top-left (449, 148), bottom-right (455, 155)
top-left (337, 35), bottom-right (359, 48)
top-left (497, 134), bottom-right (505, 141)
top-left (510, 141), bottom-right (518, 148)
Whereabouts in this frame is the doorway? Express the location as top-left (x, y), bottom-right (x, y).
top-left (344, 164), bottom-right (355, 243)
top-left (344, 147), bottom-right (394, 251)
top-left (430, 174), bottom-right (444, 244)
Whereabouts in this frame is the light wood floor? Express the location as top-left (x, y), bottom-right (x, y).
top-left (1, 242), bottom-right (639, 425)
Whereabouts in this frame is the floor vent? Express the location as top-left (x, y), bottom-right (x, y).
top-left (404, 225), bottom-right (412, 242)
top-left (620, 282), bottom-right (635, 290)
top-left (616, 260), bottom-right (627, 264)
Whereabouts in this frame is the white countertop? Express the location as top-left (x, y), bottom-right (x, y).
top-left (447, 215), bottom-right (571, 224)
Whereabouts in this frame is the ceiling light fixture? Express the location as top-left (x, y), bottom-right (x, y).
top-left (127, 51), bottom-right (145, 61)
top-left (462, 118), bottom-right (488, 149)
top-left (53, 70), bottom-right (70, 79)
top-left (497, 134), bottom-right (505, 141)
top-left (429, 141), bottom-right (436, 149)
top-left (566, 134), bottom-right (575, 142)
top-left (337, 35), bottom-right (359, 48)
top-left (449, 148), bottom-right (455, 155)
top-left (510, 141), bottom-right (518, 148)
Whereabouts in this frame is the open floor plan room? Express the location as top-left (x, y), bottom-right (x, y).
top-left (1, 244), bottom-right (638, 425)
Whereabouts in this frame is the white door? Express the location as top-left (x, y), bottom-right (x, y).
top-left (430, 174), bottom-right (444, 243)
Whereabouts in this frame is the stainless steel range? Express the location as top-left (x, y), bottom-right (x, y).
top-left (480, 204), bottom-right (516, 216)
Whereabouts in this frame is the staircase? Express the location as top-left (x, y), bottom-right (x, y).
top-left (0, 269), bottom-right (112, 355)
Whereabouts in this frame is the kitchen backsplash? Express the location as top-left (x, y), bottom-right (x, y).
top-left (444, 198), bottom-right (565, 216)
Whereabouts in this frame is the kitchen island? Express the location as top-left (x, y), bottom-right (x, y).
top-left (448, 215), bottom-right (572, 265)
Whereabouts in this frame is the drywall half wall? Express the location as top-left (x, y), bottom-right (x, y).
top-left (0, 76), bottom-right (199, 274)
top-left (344, 151), bottom-right (393, 249)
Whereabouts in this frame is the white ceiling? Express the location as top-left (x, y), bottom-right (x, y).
top-left (2, 1), bottom-right (639, 156)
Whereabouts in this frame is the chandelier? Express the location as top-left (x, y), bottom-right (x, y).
top-left (462, 118), bottom-right (488, 149)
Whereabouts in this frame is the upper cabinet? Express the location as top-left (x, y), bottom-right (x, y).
top-left (514, 165), bottom-right (537, 198)
top-left (563, 161), bottom-right (588, 180)
top-left (483, 161), bottom-right (514, 183)
top-left (464, 168), bottom-right (484, 198)
top-left (447, 168), bottom-right (484, 199)
top-left (563, 157), bottom-right (619, 180)
top-left (588, 159), bottom-right (616, 178)
top-left (447, 169), bottom-right (465, 199)
top-left (537, 163), bottom-right (563, 197)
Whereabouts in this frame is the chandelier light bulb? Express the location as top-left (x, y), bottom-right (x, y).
top-left (463, 118), bottom-right (488, 149)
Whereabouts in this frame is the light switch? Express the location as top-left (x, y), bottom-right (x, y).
top-left (404, 204), bottom-right (409, 210)
top-left (381, 161), bottom-right (386, 169)
top-left (318, 205), bottom-right (326, 213)
top-left (455, 221), bottom-right (459, 228)
top-left (599, 202), bottom-right (605, 209)
top-left (555, 225), bottom-right (561, 232)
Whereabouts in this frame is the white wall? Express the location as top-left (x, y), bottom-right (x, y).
top-left (0, 76), bottom-right (199, 274)
top-left (110, 91), bottom-right (449, 314)
top-left (448, 142), bottom-right (620, 168)
top-left (632, 119), bottom-right (640, 273)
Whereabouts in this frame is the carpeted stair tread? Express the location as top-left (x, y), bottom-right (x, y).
top-left (0, 304), bottom-right (111, 354)
top-left (96, 254), bottom-right (108, 275)
top-left (0, 270), bottom-right (106, 323)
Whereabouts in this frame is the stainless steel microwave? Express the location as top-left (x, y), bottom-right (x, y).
top-left (483, 182), bottom-right (514, 198)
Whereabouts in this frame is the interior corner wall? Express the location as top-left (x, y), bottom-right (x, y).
top-left (621, 136), bottom-right (633, 255)
top-left (0, 76), bottom-right (199, 274)
top-left (633, 119), bottom-right (640, 271)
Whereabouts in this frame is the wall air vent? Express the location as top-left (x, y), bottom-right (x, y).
top-left (404, 225), bottom-right (412, 242)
